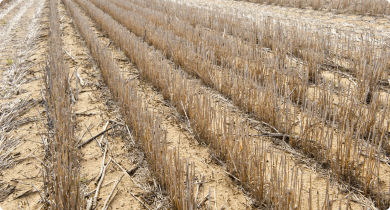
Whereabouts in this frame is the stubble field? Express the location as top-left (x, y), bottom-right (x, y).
top-left (0, 0), bottom-right (390, 209)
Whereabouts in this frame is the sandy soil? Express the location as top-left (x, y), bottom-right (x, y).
top-left (0, 0), bottom-right (389, 209)
top-left (0, 0), bottom-right (49, 208)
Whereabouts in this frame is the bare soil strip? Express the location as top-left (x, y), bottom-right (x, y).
top-left (0, 0), bottom-right (49, 208)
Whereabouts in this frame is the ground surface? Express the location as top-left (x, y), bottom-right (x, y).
top-left (0, 0), bottom-right (389, 209)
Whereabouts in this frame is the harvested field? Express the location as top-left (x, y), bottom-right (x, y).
top-left (239, 0), bottom-right (390, 16)
top-left (0, 0), bottom-right (389, 209)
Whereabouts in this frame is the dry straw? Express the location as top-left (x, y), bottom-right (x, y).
top-left (63, 0), bottom-right (196, 208)
top-left (85, 0), bottom-right (390, 207)
top-left (107, 0), bottom-right (389, 141)
top-left (0, 0), bottom-right (44, 99)
top-left (0, 96), bottom-right (35, 170)
top-left (0, 0), bottom-right (45, 180)
top-left (242, 0), bottom-right (390, 15)
top-left (42, 0), bottom-right (80, 208)
top-left (136, 0), bottom-right (390, 148)
top-left (66, 0), bottom-right (362, 208)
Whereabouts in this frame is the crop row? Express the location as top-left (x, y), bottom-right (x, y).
top-left (124, 0), bottom-right (390, 159)
top-left (241, 0), bottom-right (390, 16)
top-left (65, 0), bottom-right (389, 208)
top-left (118, 0), bottom-right (389, 148)
top-left (105, 0), bottom-right (387, 162)
top-left (138, 0), bottom-right (380, 82)
top-left (139, 0), bottom-right (390, 102)
top-left (62, 0), bottom-right (198, 208)
top-left (43, 0), bottom-right (80, 208)
top-left (129, 0), bottom-right (390, 92)
top-left (86, 0), bottom-right (389, 208)
top-left (65, 0), bottom-right (347, 208)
